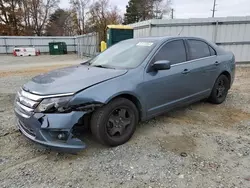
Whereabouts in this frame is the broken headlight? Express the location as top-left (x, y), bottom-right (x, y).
top-left (35, 96), bottom-right (72, 113)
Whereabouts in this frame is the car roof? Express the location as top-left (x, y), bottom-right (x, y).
top-left (130, 36), bottom-right (173, 42)
top-left (135, 36), bottom-right (208, 42)
top-left (123, 36), bottom-right (220, 51)
top-left (131, 36), bottom-right (225, 54)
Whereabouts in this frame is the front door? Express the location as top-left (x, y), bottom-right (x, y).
top-left (140, 39), bottom-right (192, 118)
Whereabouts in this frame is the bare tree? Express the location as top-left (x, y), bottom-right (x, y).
top-left (70, 0), bottom-right (89, 34)
top-left (107, 6), bottom-right (122, 24)
top-left (23, 0), bottom-right (59, 36)
top-left (22, 0), bottom-right (33, 35)
top-left (152, 0), bottom-right (172, 19)
top-left (87, 0), bottom-right (122, 41)
top-left (0, 0), bottom-right (123, 36)
top-left (0, 0), bottom-right (23, 35)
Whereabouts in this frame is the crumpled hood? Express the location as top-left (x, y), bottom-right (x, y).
top-left (23, 65), bottom-right (127, 95)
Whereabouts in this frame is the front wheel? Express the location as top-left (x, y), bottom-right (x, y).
top-left (90, 98), bottom-right (139, 146)
top-left (209, 75), bottom-right (230, 104)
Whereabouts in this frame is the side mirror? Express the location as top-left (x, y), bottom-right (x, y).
top-left (152, 60), bottom-right (171, 71)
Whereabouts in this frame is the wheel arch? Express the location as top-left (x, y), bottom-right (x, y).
top-left (107, 93), bottom-right (143, 120)
top-left (220, 71), bottom-right (231, 88)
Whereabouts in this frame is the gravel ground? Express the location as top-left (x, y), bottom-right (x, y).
top-left (0, 55), bottom-right (250, 188)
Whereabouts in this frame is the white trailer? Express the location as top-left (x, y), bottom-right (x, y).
top-left (13, 47), bottom-right (40, 56)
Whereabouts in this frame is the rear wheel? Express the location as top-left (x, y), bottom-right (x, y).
top-left (90, 98), bottom-right (139, 146)
top-left (209, 75), bottom-right (230, 104)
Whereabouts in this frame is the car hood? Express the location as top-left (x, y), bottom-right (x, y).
top-left (22, 65), bottom-right (127, 95)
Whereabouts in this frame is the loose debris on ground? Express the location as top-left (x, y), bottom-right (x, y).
top-left (0, 56), bottom-right (250, 188)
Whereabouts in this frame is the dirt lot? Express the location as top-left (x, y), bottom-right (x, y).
top-left (0, 55), bottom-right (250, 188)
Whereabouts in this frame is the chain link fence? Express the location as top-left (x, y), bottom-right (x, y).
top-left (75, 32), bottom-right (99, 58)
top-left (0, 32), bottom-right (99, 58)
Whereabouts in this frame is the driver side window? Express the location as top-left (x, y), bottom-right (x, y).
top-left (153, 40), bottom-right (187, 65)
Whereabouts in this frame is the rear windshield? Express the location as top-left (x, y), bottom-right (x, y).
top-left (89, 39), bottom-right (156, 69)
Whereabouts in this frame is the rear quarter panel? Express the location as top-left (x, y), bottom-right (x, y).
top-left (216, 51), bottom-right (235, 87)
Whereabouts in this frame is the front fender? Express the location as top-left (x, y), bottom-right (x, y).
top-left (105, 91), bottom-right (142, 104)
top-left (68, 70), bottom-right (147, 119)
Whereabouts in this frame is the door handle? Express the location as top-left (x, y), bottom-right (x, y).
top-left (182, 69), bottom-right (190, 74)
top-left (214, 61), bottom-right (219, 66)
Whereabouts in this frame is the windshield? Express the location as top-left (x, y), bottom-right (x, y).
top-left (89, 39), bottom-right (156, 69)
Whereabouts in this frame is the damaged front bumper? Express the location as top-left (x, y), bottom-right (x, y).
top-left (15, 106), bottom-right (87, 152)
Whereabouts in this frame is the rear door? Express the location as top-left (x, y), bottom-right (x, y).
top-left (185, 39), bottom-right (218, 97)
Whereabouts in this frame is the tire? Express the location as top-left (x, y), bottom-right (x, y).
top-left (90, 98), bottom-right (139, 146)
top-left (209, 74), bottom-right (230, 104)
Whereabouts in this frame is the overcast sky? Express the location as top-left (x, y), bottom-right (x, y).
top-left (60, 0), bottom-right (250, 18)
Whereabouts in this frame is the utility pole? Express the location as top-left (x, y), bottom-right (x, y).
top-left (171, 8), bottom-right (174, 19)
top-left (211, 0), bottom-right (217, 18)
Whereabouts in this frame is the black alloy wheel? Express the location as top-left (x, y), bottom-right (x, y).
top-left (209, 74), bottom-right (230, 104)
top-left (106, 107), bottom-right (133, 138)
top-left (91, 98), bottom-right (139, 146)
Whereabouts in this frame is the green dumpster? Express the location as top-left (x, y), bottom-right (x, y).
top-left (49, 42), bottom-right (67, 55)
top-left (106, 25), bottom-right (134, 47)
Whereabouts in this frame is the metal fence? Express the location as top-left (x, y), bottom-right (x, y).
top-left (0, 32), bottom-right (99, 57)
top-left (130, 16), bottom-right (250, 62)
top-left (75, 32), bottom-right (99, 58)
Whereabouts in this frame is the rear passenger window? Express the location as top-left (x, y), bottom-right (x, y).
top-left (209, 46), bottom-right (216, 56)
top-left (188, 40), bottom-right (210, 60)
top-left (154, 40), bottom-right (186, 65)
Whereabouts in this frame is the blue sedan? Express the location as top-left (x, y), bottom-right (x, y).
top-left (14, 36), bottom-right (235, 152)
